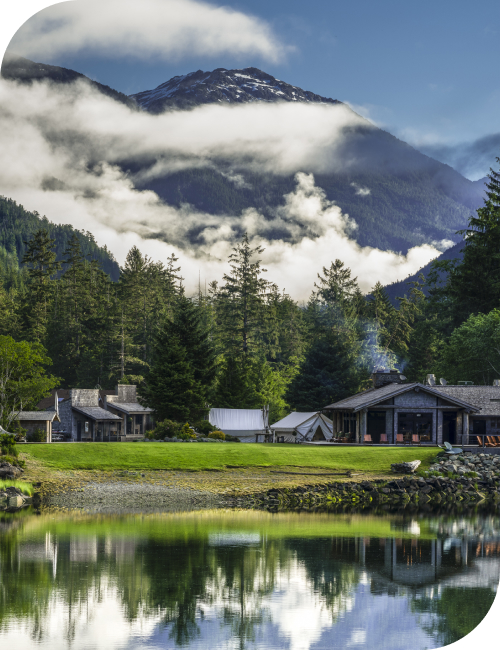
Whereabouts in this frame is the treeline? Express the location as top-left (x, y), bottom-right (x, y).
top-left (0, 195), bottom-right (120, 286)
top-left (0, 160), bottom-right (498, 423)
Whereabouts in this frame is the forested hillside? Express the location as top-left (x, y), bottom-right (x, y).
top-left (0, 195), bottom-right (120, 285)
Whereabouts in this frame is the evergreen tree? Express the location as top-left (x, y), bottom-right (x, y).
top-left (169, 289), bottom-right (217, 393)
top-left (430, 159), bottom-right (500, 328)
top-left (20, 229), bottom-right (61, 343)
top-left (141, 329), bottom-right (206, 422)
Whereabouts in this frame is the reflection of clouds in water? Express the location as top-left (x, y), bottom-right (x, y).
top-left (0, 578), bottom-right (161, 650)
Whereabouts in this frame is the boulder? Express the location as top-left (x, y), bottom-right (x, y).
top-left (391, 460), bottom-right (421, 474)
top-left (0, 462), bottom-right (22, 479)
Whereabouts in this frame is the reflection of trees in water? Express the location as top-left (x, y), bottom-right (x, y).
top-left (286, 538), bottom-right (360, 619)
top-left (139, 539), bottom-right (281, 647)
top-left (1, 517), bottom-right (499, 649)
top-left (411, 587), bottom-right (495, 646)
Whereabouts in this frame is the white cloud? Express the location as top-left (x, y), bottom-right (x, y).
top-left (0, 78), bottom-right (440, 299)
top-left (8, 0), bottom-right (289, 63)
top-left (351, 182), bottom-right (371, 196)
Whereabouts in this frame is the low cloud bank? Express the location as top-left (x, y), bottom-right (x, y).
top-left (0, 78), bottom-right (439, 298)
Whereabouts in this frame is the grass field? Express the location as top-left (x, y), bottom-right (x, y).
top-left (0, 479), bottom-right (33, 496)
top-left (21, 442), bottom-right (439, 474)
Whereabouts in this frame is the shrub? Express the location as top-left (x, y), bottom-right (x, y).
top-left (208, 430), bottom-right (225, 441)
top-left (144, 430), bottom-right (155, 440)
top-left (151, 419), bottom-right (183, 439)
top-left (193, 420), bottom-right (216, 436)
top-left (224, 434), bottom-right (241, 442)
top-left (0, 433), bottom-right (18, 457)
top-left (26, 428), bottom-right (46, 443)
top-left (178, 423), bottom-right (197, 440)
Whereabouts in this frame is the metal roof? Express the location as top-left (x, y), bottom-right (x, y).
top-left (107, 402), bottom-right (153, 414)
top-left (17, 411), bottom-right (60, 422)
top-left (271, 412), bottom-right (320, 430)
top-left (324, 382), bottom-right (479, 412)
top-left (72, 406), bottom-right (122, 421)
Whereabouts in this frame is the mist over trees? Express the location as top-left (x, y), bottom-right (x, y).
top-left (0, 159), bottom-right (499, 422)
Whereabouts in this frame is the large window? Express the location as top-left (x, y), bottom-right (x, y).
top-left (398, 412), bottom-right (432, 442)
top-left (367, 411), bottom-right (386, 443)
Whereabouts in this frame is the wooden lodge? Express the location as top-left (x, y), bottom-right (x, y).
top-left (324, 369), bottom-right (500, 447)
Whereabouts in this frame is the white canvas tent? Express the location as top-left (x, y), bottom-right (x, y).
top-left (271, 412), bottom-right (333, 443)
top-left (209, 408), bottom-right (268, 443)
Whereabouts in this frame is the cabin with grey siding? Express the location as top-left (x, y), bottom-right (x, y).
top-left (324, 370), bottom-right (483, 445)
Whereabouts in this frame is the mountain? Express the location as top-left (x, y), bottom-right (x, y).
top-left (127, 67), bottom-right (487, 252)
top-left (0, 56), bottom-right (489, 255)
top-left (1, 53), bottom-right (137, 110)
top-left (383, 241), bottom-right (463, 304)
top-left (0, 195), bottom-right (120, 286)
top-left (131, 67), bottom-right (341, 112)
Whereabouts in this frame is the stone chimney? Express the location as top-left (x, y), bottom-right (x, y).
top-left (371, 368), bottom-right (406, 389)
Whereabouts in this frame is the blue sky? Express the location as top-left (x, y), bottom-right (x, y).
top-left (3, 0), bottom-right (500, 179)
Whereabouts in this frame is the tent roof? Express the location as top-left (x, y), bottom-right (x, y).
top-left (271, 412), bottom-right (319, 430)
top-left (209, 408), bottom-right (265, 431)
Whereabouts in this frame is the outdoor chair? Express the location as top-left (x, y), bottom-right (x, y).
top-left (476, 436), bottom-right (485, 447)
top-left (411, 434), bottom-right (421, 446)
top-left (364, 434), bottom-right (372, 444)
top-left (486, 436), bottom-right (495, 447)
top-left (396, 433), bottom-right (404, 445)
top-left (380, 433), bottom-right (388, 444)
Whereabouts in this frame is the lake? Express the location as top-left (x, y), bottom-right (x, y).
top-left (0, 507), bottom-right (499, 650)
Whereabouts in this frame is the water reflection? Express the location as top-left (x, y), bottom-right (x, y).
top-left (0, 509), bottom-right (499, 650)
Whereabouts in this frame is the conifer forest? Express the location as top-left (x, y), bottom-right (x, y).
top-left (1, 160), bottom-right (499, 424)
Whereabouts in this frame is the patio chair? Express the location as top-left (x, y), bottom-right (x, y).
top-left (476, 436), bottom-right (485, 447)
top-left (396, 433), bottom-right (404, 445)
top-left (380, 433), bottom-right (388, 444)
top-left (411, 434), bottom-right (421, 446)
top-left (364, 434), bottom-right (372, 444)
top-left (486, 436), bottom-right (495, 447)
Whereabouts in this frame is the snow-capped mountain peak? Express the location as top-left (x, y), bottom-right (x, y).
top-left (130, 67), bottom-right (341, 113)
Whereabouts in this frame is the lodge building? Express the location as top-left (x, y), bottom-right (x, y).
top-left (324, 369), bottom-right (500, 447)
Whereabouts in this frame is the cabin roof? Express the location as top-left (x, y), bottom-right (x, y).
top-left (433, 385), bottom-right (500, 416)
top-left (72, 406), bottom-right (122, 421)
top-left (107, 402), bottom-right (153, 414)
top-left (17, 411), bottom-right (61, 422)
top-left (324, 382), bottom-right (479, 412)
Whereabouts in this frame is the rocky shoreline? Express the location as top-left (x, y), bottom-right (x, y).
top-left (0, 486), bottom-right (34, 511)
top-left (232, 452), bottom-right (500, 511)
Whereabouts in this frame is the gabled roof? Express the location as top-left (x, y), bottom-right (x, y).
top-left (72, 406), bottom-right (122, 421)
top-left (434, 385), bottom-right (500, 416)
top-left (324, 382), bottom-right (479, 412)
top-left (17, 411), bottom-right (60, 422)
top-left (271, 412), bottom-right (320, 430)
top-left (107, 402), bottom-right (153, 414)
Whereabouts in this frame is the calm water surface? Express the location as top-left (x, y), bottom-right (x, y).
top-left (0, 508), bottom-right (499, 650)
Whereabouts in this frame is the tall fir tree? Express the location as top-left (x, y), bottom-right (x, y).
top-left (430, 159), bottom-right (500, 329)
top-left (20, 229), bottom-right (61, 344)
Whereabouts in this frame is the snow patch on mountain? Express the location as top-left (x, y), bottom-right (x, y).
top-left (130, 67), bottom-right (341, 113)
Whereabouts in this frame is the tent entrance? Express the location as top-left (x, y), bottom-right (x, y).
top-left (312, 426), bottom-right (326, 441)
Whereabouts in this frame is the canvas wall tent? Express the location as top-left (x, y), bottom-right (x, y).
top-left (271, 412), bottom-right (334, 443)
top-left (209, 408), bottom-right (268, 442)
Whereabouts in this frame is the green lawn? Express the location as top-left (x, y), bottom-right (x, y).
top-left (22, 442), bottom-right (439, 474)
